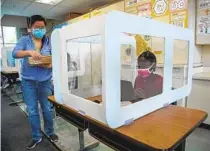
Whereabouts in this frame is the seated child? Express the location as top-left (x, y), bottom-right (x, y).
top-left (134, 51), bottom-right (163, 99)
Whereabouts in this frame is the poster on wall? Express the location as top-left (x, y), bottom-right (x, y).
top-left (197, 0), bottom-right (210, 35)
top-left (169, 0), bottom-right (188, 28)
top-left (170, 11), bottom-right (187, 27)
top-left (121, 44), bottom-right (132, 65)
top-left (125, 6), bottom-right (137, 14)
top-left (151, 0), bottom-right (169, 16)
top-left (151, 0), bottom-right (170, 23)
top-left (198, 0), bottom-right (210, 9)
top-left (125, 0), bottom-right (150, 15)
top-left (138, 2), bottom-right (152, 18)
top-left (197, 16), bottom-right (210, 34)
top-left (125, 0), bottom-right (188, 28)
top-left (170, 0), bottom-right (188, 12)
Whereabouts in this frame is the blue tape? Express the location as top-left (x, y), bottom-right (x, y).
top-left (53, 22), bottom-right (68, 30)
top-left (78, 109), bottom-right (86, 116)
top-left (124, 118), bottom-right (134, 126)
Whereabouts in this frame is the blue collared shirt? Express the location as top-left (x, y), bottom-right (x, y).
top-left (13, 35), bottom-right (52, 82)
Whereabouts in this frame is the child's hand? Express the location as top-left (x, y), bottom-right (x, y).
top-left (134, 88), bottom-right (147, 99)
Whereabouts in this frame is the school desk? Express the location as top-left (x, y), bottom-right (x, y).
top-left (48, 96), bottom-right (207, 151)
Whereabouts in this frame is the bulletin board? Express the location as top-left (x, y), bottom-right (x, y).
top-left (125, 0), bottom-right (188, 28)
top-left (196, 0), bottom-right (210, 45)
top-left (196, 0), bottom-right (210, 35)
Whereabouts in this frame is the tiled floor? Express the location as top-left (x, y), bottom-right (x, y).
top-left (5, 87), bottom-right (210, 151)
top-left (186, 128), bottom-right (210, 151)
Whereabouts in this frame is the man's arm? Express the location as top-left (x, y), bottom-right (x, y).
top-left (16, 50), bottom-right (42, 60)
top-left (13, 37), bottom-right (42, 60)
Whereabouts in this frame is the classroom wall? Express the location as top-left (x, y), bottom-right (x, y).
top-left (202, 46), bottom-right (210, 67)
top-left (189, 0), bottom-right (210, 67)
top-left (131, 0), bottom-right (203, 65)
top-left (1, 15), bottom-right (62, 37)
top-left (150, 0), bottom-right (202, 65)
top-left (188, 0), bottom-right (203, 64)
top-left (68, 0), bottom-right (203, 68)
top-left (70, 1), bottom-right (125, 23)
top-left (94, 1), bottom-right (125, 13)
top-left (1, 15), bottom-right (27, 28)
top-left (151, 0), bottom-right (204, 65)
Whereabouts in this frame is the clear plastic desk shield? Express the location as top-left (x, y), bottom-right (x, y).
top-left (1, 46), bottom-right (20, 72)
top-left (51, 11), bottom-right (194, 128)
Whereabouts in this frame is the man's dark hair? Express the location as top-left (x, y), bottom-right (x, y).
top-left (30, 15), bottom-right (47, 27)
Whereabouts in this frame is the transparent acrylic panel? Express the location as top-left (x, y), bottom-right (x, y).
top-left (120, 33), bottom-right (165, 106)
top-left (172, 40), bottom-right (189, 90)
top-left (3, 45), bottom-right (16, 68)
top-left (7, 50), bottom-right (16, 67)
top-left (0, 46), bottom-right (2, 70)
top-left (66, 35), bottom-right (102, 104)
top-left (3, 26), bottom-right (17, 44)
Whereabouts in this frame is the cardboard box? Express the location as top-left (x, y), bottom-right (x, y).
top-left (65, 12), bottom-right (82, 21)
top-left (28, 56), bottom-right (52, 65)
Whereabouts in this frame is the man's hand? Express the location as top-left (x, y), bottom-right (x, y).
top-left (28, 51), bottom-right (42, 60)
top-left (38, 64), bottom-right (52, 68)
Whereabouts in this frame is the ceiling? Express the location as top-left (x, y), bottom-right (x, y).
top-left (1, 0), bottom-right (116, 20)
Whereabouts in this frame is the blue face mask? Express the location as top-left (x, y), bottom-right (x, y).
top-left (32, 28), bottom-right (46, 39)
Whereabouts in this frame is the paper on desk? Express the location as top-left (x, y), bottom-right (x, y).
top-left (121, 101), bottom-right (132, 106)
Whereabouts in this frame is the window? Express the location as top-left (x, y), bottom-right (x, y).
top-left (1, 26), bottom-right (18, 69)
top-left (3, 26), bottom-right (17, 43)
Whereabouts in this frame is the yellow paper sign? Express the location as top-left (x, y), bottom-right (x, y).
top-left (151, 0), bottom-right (170, 18)
top-left (82, 13), bottom-right (90, 20)
top-left (154, 50), bottom-right (163, 54)
top-left (169, 0), bottom-right (188, 28)
top-left (170, 11), bottom-right (188, 28)
top-left (125, 0), bottom-right (188, 28)
top-left (92, 10), bottom-right (102, 16)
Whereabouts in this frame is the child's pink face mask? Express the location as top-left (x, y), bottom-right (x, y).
top-left (138, 63), bottom-right (154, 78)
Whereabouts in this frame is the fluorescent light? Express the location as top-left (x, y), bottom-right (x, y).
top-left (36, 0), bottom-right (63, 5)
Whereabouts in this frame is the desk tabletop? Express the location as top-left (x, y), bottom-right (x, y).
top-left (48, 96), bottom-right (207, 150)
top-left (117, 105), bottom-right (207, 150)
top-left (87, 95), bottom-right (102, 103)
top-left (1, 71), bottom-right (19, 74)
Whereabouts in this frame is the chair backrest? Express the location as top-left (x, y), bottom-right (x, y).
top-left (121, 80), bottom-right (135, 101)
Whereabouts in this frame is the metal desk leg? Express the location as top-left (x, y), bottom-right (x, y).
top-left (175, 140), bottom-right (186, 151)
top-left (78, 129), bottom-right (100, 151)
top-left (8, 83), bottom-right (24, 106)
top-left (9, 92), bottom-right (24, 106)
top-left (9, 100), bottom-right (24, 106)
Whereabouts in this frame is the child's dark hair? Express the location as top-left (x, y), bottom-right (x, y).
top-left (138, 51), bottom-right (157, 64)
top-left (138, 51), bottom-right (157, 71)
top-left (30, 15), bottom-right (47, 27)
